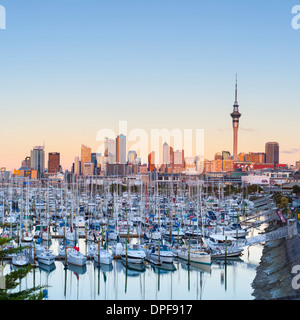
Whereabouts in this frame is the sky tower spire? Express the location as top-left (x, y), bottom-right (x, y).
top-left (235, 73), bottom-right (238, 104)
top-left (231, 74), bottom-right (241, 161)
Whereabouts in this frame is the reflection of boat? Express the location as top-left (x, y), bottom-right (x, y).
top-left (151, 264), bottom-right (169, 274)
top-left (179, 261), bottom-right (211, 274)
top-left (93, 261), bottom-right (114, 272)
top-left (38, 262), bottom-right (56, 273)
top-left (151, 262), bottom-right (177, 274)
top-left (121, 260), bottom-right (146, 273)
top-left (67, 262), bottom-right (87, 275)
top-left (159, 262), bottom-right (177, 272)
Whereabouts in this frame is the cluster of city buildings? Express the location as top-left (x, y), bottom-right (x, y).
top-left (1, 78), bottom-right (300, 186)
top-left (0, 138), bottom-right (298, 187)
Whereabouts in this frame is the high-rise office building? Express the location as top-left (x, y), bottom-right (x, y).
top-left (105, 138), bottom-right (116, 164)
top-left (148, 151), bottom-right (156, 171)
top-left (91, 153), bottom-right (101, 175)
top-left (222, 151), bottom-right (231, 160)
top-left (48, 152), bottom-right (60, 174)
top-left (82, 162), bottom-right (94, 176)
top-left (265, 142), bottom-right (279, 165)
top-left (74, 156), bottom-right (80, 176)
top-left (116, 134), bottom-right (126, 164)
top-left (162, 142), bottom-right (170, 165)
top-left (25, 157), bottom-right (31, 168)
top-left (128, 150), bottom-right (137, 164)
top-left (230, 75), bottom-right (241, 161)
top-left (30, 146), bottom-right (45, 178)
top-left (174, 150), bottom-right (185, 168)
top-left (81, 145), bottom-right (91, 173)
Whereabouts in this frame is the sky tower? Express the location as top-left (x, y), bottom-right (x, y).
top-left (230, 75), bottom-right (241, 161)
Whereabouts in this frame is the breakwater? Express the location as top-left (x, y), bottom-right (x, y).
top-left (252, 220), bottom-right (300, 299)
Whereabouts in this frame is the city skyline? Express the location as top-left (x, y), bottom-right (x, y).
top-left (10, 136), bottom-right (290, 177)
top-left (0, 1), bottom-right (300, 171)
top-left (2, 78), bottom-right (300, 172)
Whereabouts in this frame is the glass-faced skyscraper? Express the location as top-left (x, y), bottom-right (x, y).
top-left (30, 146), bottom-right (45, 178)
top-left (116, 134), bottom-right (126, 164)
top-left (81, 144), bottom-right (91, 173)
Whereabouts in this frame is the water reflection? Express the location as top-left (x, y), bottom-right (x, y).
top-left (4, 236), bottom-right (262, 300)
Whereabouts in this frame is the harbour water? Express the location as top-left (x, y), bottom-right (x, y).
top-left (3, 225), bottom-right (265, 300)
top-left (0, 179), bottom-right (272, 300)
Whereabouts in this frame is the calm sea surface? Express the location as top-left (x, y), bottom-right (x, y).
top-left (3, 224), bottom-right (265, 300)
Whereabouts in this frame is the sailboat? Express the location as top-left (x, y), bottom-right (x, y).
top-left (119, 243), bottom-right (146, 264)
top-left (203, 234), bottom-right (244, 258)
top-left (177, 247), bottom-right (211, 266)
top-left (93, 249), bottom-right (113, 265)
top-left (37, 249), bottom-right (56, 266)
top-left (67, 247), bottom-right (87, 267)
top-left (21, 229), bottom-right (34, 242)
top-left (147, 244), bottom-right (176, 264)
top-left (12, 253), bottom-right (30, 267)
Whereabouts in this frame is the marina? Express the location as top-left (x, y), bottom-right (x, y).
top-left (0, 176), bottom-right (284, 300)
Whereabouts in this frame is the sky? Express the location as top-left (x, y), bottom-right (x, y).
top-left (0, 0), bottom-right (300, 171)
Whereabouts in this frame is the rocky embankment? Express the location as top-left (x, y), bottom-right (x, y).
top-left (252, 220), bottom-right (300, 299)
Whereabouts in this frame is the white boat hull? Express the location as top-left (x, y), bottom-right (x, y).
top-left (67, 256), bottom-right (87, 267)
top-left (177, 250), bottom-right (211, 265)
top-left (150, 252), bottom-right (175, 264)
top-left (67, 249), bottom-right (87, 267)
top-left (121, 254), bottom-right (145, 264)
top-left (12, 254), bottom-right (29, 267)
top-left (37, 255), bottom-right (56, 265)
top-left (94, 252), bottom-right (113, 265)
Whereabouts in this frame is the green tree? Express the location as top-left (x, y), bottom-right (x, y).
top-left (0, 234), bottom-right (45, 300)
top-left (293, 185), bottom-right (300, 195)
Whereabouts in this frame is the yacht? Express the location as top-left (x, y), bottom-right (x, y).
top-left (177, 248), bottom-right (211, 265)
top-left (21, 230), bottom-right (34, 242)
top-left (67, 248), bottom-right (87, 267)
top-left (37, 250), bottom-right (56, 266)
top-left (120, 243), bottom-right (146, 264)
top-left (12, 253), bottom-right (30, 267)
top-left (93, 249), bottom-right (113, 265)
top-left (203, 234), bottom-right (243, 258)
top-left (147, 244), bottom-right (176, 264)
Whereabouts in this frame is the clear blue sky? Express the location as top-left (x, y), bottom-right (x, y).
top-left (0, 0), bottom-right (299, 170)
